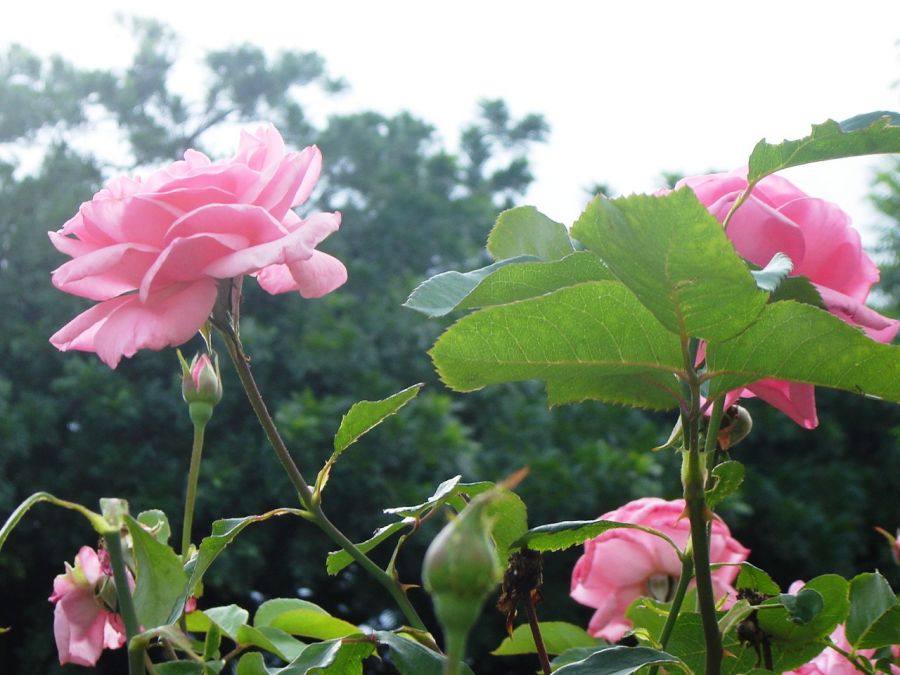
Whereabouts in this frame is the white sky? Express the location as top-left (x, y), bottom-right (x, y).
top-left (3, 1), bottom-right (899, 245)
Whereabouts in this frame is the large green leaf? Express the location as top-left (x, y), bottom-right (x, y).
top-left (734, 562), bottom-right (781, 596)
top-left (513, 519), bottom-right (680, 556)
top-left (125, 514), bottom-right (187, 629)
top-left (492, 621), bottom-right (601, 656)
top-left (553, 645), bottom-right (688, 674)
top-left (487, 205), bottom-right (573, 261)
top-left (706, 301), bottom-right (900, 402)
top-left (316, 384), bottom-right (423, 494)
top-left (747, 112), bottom-right (900, 184)
top-left (430, 281), bottom-right (684, 410)
top-left (846, 572), bottom-right (900, 649)
top-left (571, 190), bottom-right (767, 342)
top-left (404, 251), bottom-right (613, 318)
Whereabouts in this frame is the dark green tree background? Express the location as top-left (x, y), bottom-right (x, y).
top-left (0, 20), bottom-right (897, 673)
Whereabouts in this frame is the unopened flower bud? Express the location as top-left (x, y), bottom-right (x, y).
top-left (422, 492), bottom-right (502, 645)
top-left (718, 405), bottom-right (753, 450)
top-left (178, 351), bottom-right (222, 425)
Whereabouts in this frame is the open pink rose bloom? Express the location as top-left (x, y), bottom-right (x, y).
top-left (677, 169), bottom-right (900, 428)
top-left (570, 497), bottom-right (749, 642)
top-left (48, 546), bottom-right (127, 666)
top-left (49, 126), bottom-right (347, 367)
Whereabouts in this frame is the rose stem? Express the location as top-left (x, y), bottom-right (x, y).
top-left (682, 365), bottom-right (724, 675)
top-left (180, 417), bottom-right (207, 563)
top-left (524, 592), bottom-right (552, 675)
top-left (103, 530), bottom-right (144, 674)
top-left (216, 322), bottom-right (427, 632)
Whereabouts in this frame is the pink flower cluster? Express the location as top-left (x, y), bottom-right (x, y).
top-left (48, 546), bottom-right (129, 666)
top-left (49, 126), bottom-right (347, 368)
top-left (678, 169), bottom-right (899, 428)
top-left (570, 497), bottom-right (749, 641)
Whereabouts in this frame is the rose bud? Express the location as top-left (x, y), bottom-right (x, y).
top-left (422, 491), bottom-right (502, 652)
top-left (179, 351), bottom-right (222, 425)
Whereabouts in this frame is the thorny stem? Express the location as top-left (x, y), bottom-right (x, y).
top-left (103, 531), bottom-right (144, 675)
top-left (682, 344), bottom-right (723, 675)
top-left (524, 592), bottom-right (552, 675)
top-left (647, 552), bottom-right (694, 675)
top-left (216, 321), bottom-right (428, 632)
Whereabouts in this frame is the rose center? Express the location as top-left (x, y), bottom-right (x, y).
top-left (647, 574), bottom-right (677, 603)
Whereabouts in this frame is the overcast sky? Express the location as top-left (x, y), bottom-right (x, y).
top-left (3, 1), bottom-right (899, 244)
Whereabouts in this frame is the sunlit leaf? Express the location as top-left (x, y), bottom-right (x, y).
top-left (706, 301), bottom-right (900, 402)
top-left (572, 190), bottom-right (767, 342)
top-left (705, 461), bottom-right (745, 510)
top-left (254, 598), bottom-right (359, 640)
top-left (492, 621), bottom-right (601, 656)
top-left (747, 112), bottom-right (900, 184)
top-left (487, 205), bottom-right (573, 261)
top-left (430, 281), bottom-right (685, 410)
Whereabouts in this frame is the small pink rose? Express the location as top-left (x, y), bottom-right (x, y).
top-left (676, 169), bottom-right (899, 428)
top-left (50, 126), bottom-right (347, 368)
top-left (48, 546), bottom-right (127, 667)
top-left (570, 497), bottom-right (749, 641)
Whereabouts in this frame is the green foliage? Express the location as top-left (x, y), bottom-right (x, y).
top-left (486, 206), bottom-right (573, 260)
top-left (430, 281), bottom-right (685, 409)
top-left (375, 630), bottom-right (474, 675)
top-left (513, 519), bottom-right (680, 555)
top-left (552, 645), bottom-right (688, 674)
top-left (705, 461), bottom-right (745, 510)
top-left (757, 574), bottom-right (849, 643)
top-left (748, 112), bottom-right (900, 184)
top-left (706, 301), bottom-right (900, 401)
top-left (571, 190), bottom-right (767, 342)
top-left (846, 572), bottom-right (900, 649)
top-left (126, 514), bottom-right (187, 629)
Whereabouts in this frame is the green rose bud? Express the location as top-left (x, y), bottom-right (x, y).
top-left (422, 491), bottom-right (502, 664)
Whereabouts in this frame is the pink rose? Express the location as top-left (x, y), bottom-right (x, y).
top-left (49, 126), bottom-right (347, 368)
top-left (48, 546), bottom-right (127, 667)
top-left (676, 169), bottom-right (900, 428)
top-left (570, 497), bottom-right (749, 641)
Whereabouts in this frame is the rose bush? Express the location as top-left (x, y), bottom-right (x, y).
top-left (48, 546), bottom-right (128, 667)
top-left (676, 169), bottom-right (900, 428)
top-left (570, 497), bottom-right (749, 641)
top-left (49, 126), bottom-right (346, 368)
